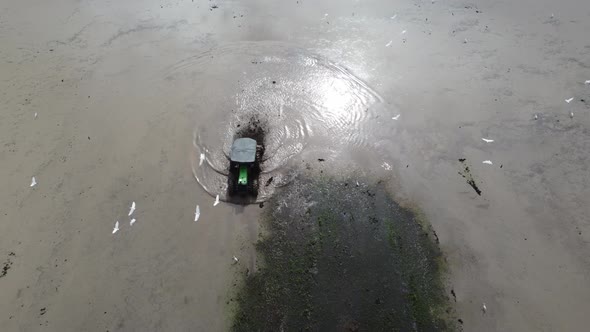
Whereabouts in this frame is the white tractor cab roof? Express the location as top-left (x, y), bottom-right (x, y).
top-left (230, 138), bottom-right (257, 163)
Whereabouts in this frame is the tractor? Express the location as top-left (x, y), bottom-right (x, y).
top-left (228, 137), bottom-right (261, 197)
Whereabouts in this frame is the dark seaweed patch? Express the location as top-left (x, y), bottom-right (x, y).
top-left (231, 176), bottom-right (455, 331)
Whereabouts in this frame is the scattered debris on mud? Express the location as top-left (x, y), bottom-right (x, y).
top-left (459, 158), bottom-right (482, 196)
top-left (230, 175), bottom-right (456, 331)
top-left (1, 252), bottom-right (15, 278)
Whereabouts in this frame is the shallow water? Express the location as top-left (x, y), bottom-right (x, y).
top-left (1, 0), bottom-right (590, 331)
top-left (183, 42), bottom-right (384, 202)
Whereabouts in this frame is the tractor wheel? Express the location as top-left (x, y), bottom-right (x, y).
top-left (250, 178), bottom-right (259, 197)
top-left (228, 173), bottom-right (237, 197)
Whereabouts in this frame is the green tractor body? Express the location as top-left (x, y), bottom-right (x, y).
top-left (238, 165), bottom-right (248, 185)
top-left (228, 137), bottom-right (260, 197)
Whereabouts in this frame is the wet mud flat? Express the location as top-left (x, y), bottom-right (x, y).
top-left (231, 175), bottom-right (456, 331)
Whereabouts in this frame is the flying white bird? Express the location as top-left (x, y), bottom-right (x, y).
top-left (483, 160), bottom-right (493, 165)
top-left (392, 114), bottom-right (401, 120)
top-left (194, 205), bottom-right (201, 222)
top-left (128, 201), bottom-right (136, 216)
top-left (130, 218), bottom-right (136, 226)
top-left (565, 97), bottom-right (574, 103)
top-left (481, 138), bottom-right (494, 143)
top-left (112, 221), bottom-right (120, 234)
top-left (30, 177), bottom-right (37, 187)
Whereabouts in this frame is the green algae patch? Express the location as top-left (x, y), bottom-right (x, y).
top-left (231, 176), bottom-right (456, 331)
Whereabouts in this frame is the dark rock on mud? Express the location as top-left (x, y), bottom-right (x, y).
top-left (231, 175), bottom-right (455, 331)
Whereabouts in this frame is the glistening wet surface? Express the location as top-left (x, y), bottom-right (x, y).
top-left (183, 42), bottom-right (384, 203)
top-left (1, 0), bottom-right (590, 331)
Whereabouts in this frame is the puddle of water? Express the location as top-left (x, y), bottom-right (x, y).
top-left (167, 42), bottom-right (387, 203)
